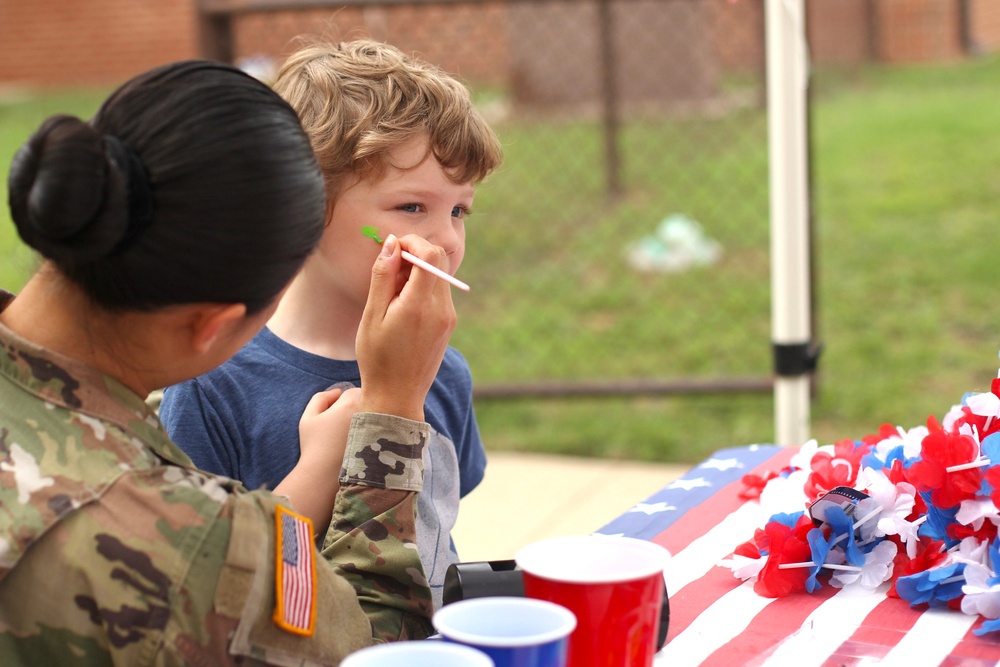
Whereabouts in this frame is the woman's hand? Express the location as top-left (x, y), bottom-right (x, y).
top-left (356, 234), bottom-right (457, 421)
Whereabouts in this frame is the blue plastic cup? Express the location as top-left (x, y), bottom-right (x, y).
top-left (433, 596), bottom-right (577, 667)
top-left (341, 640), bottom-right (495, 666)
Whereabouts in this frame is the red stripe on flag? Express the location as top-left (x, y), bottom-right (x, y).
top-left (699, 583), bottom-right (839, 667)
top-left (666, 563), bottom-right (747, 640)
top-left (942, 618), bottom-right (1000, 664)
top-left (817, 597), bottom-right (922, 667)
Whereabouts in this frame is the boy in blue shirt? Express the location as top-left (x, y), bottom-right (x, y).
top-left (160, 39), bottom-right (503, 609)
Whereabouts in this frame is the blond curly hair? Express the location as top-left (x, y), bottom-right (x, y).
top-left (273, 39), bottom-right (503, 196)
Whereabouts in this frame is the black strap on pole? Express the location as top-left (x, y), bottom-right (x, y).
top-left (773, 341), bottom-right (823, 377)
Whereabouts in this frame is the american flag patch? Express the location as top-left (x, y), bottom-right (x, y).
top-left (273, 505), bottom-right (316, 636)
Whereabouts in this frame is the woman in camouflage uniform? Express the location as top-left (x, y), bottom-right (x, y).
top-left (0, 60), bottom-right (455, 665)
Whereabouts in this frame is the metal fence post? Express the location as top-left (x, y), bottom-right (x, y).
top-left (597, 0), bottom-right (622, 198)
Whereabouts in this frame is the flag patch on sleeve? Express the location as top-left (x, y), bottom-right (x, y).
top-left (273, 505), bottom-right (317, 636)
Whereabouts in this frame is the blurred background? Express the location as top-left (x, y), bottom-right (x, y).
top-left (2, 0), bottom-right (1000, 465)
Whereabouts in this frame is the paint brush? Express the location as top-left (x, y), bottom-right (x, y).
top-left (361, 226), bottom-right (470, 292)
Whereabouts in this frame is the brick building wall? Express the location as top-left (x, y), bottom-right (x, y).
top-left (970, 0), bottom-right (1000, 53)
top-left (231, 3), bottom-right (510, 86)
top-left (0, 0), bottom-right (198, 88)
top-left (2, 0), bottom-right (999, 89)
top-left (712, 0), bottom-right (765, 73)
top-left (875, 0), bottom-right (963, 62)
top-left (807, 0), bottom-right (874, 64)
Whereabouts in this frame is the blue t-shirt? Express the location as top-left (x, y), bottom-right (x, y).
top-left (160, 326), bottom-right (487, 608)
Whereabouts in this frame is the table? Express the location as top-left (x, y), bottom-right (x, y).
top-left (596, 445), bottom-right (1000, 667)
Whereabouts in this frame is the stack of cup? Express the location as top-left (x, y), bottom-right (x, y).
top-left (515, 534), bottom-right (669, 667)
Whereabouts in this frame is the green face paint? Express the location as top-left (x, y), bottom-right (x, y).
top-left (361, 226), bottom-right (383, 244)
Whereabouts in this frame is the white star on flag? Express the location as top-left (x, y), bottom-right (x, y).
top-left (667, 477), bottom-right (712, 491)
top-left (628, 502), bottom-right (677, 515)
top-left (699, 457), bottom-right (743, 472)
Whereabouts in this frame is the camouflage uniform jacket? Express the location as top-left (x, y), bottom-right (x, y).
top-left (0, 291), bottom-right (433, 666)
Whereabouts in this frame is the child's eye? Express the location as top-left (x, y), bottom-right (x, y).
top-left (398, 203), bottom-right (422, 213)
top-left (452, 206), bottom-right (470, 219)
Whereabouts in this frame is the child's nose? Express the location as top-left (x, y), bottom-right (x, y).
top-left (429, 218), bottom-right (462, 257)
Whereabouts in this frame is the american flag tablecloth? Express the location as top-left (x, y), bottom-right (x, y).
top-left (597, 445), bottom-right (1000, 666)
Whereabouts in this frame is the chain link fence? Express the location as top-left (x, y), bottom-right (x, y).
top-left (209, 0), bottom-right (778, 461)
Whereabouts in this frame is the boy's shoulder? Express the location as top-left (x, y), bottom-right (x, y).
top-left (437, 345), bottom-right (473, 384)
top-left (176, 327), bottom-right (287, 390)
top-left (160, 329), bottom-right (280, 416)
top-left (442, 344), bottom-right (469, 366)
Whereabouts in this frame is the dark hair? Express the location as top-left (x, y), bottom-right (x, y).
top-left (7, 60), bottom-right (326, 313)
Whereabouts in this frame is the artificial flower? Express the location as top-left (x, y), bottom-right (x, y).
top-left (754, 516), bottom-right (813, 598)
top-left (920, 501), bottom-right (961, 547)
top-left (888, 536), bottom-right (948, 597)
top-left (861, 423), bottom-right (904, 448)
top-left (804, 526), bottom-right (834, 593)
top-left (788, 439), bottom-right (822, 471)
top-left (803, 438), bottom-right (871, 503)
top-left (740, 470), bottom-right (780, 500)
top-left (982, 434), bottom-right (1000, 504)
top-left (906, 430), bottom-right (982, 509)
top-left (960, 537), bottom-right (1000, 635)
top-left (831, 540), bottom-right (897, 590)
top-left (895, 561), bottom-right (966, 608)
top-left (721, 534), bottom-right (768, 580)
top-left (719, 552), bottom-right (767, 581)
top-left (951, 499), bottom-right (1000, 544)
top-left (952, 536), bottom-right (991, 566)
top-left (759, 468), bottom-right (811, 518)
top-left (861, 424), bottom-right (926, 471)
top-left (948, 518), bottom-right (998, 545)
top-left (825, 504), bottom-right (865, 567)
top-left (854, 467), bottom-right (919, 547)
top-left (948, 379), bottom-right (1000, 442)
top-left (988, 466), bottom-right (1000, 510)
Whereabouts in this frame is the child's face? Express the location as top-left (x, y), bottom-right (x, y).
top-left (319, 136), bottom-right (474, 310)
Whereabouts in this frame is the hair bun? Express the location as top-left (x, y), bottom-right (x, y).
top-left (7, 114), bottom-right (130, 266)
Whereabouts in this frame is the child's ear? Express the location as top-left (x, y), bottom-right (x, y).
top-left (189, 303), bottom-right (248, 355)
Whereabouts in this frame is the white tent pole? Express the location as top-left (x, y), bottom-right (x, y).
top-left (766, 0), bottom-right (812, 447)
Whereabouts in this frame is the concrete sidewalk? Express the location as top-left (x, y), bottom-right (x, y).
top-left (451, 451), bottom-right (690, 562)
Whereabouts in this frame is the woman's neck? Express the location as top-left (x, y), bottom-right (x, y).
top-left (0, 267), bottom-right (160, 397)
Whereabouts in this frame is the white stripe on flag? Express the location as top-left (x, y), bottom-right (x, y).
top-left (665, 500), bottom-right (770, 595)
top-left (756, 584), bottom-right (892, 667)
top-left (655, 579), bottom-right (775, 665)
top-left (876, 607), bottom-right (978, 667)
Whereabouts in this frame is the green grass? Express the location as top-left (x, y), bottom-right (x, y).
top-left (3, 58), bottom-right (1000, 466)
top-left (807, 58), bottom-right (1000, 448)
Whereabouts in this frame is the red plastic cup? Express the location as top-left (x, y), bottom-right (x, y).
top-left (515, 535), bottom-right (668, 667)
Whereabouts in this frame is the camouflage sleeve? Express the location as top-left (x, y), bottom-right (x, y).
top-left (321, 412), bottom-right (434, 642)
